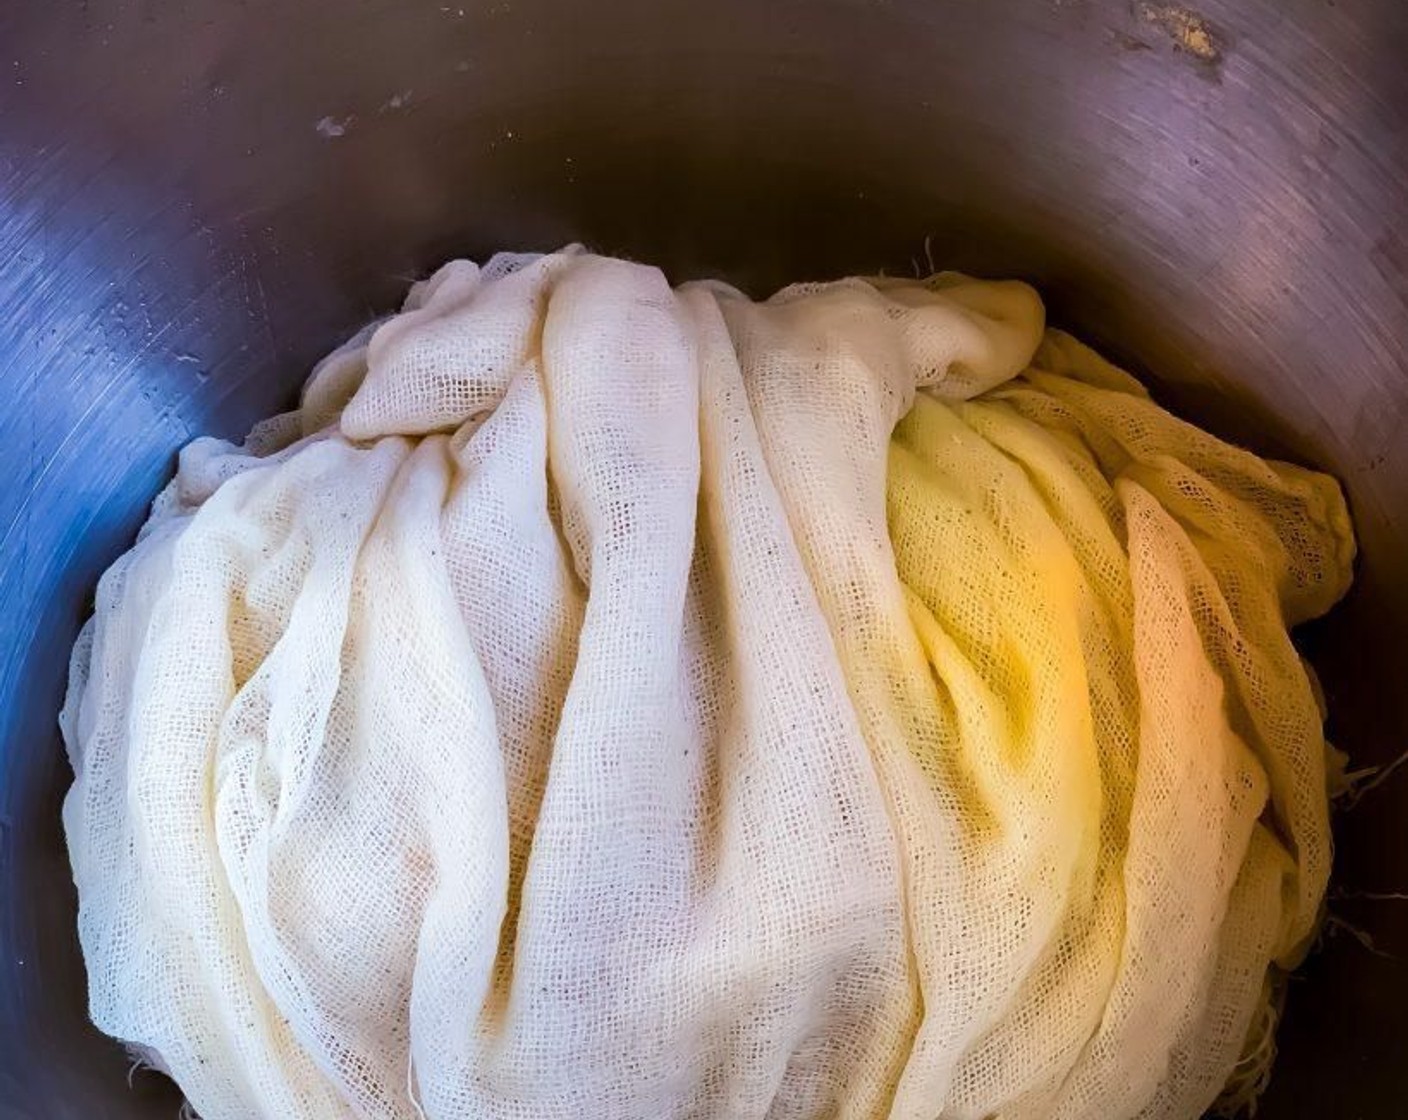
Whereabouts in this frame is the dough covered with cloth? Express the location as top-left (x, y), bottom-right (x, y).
top-left (60, 249), bottom-right (1355, 1120)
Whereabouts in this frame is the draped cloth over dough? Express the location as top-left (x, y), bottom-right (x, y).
top-left (61, 249), bottom-right (1354, 1120)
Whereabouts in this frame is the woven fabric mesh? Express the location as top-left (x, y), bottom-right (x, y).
top-left (61, 248), bottom-right (1354, 1120)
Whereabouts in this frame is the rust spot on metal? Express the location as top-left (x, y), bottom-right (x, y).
top-left (1139, 3), bottom-right (1221, 62)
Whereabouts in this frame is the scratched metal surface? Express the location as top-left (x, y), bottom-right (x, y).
top-left (0, 1), bottom-right (1404, 1116)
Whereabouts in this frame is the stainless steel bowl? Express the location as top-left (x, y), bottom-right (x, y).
top-left (2, 1), bottom-right (1404, 1115)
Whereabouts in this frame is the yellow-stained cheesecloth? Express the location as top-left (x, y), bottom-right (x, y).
top-left (60, 248), bottom-right (1355, 1120)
